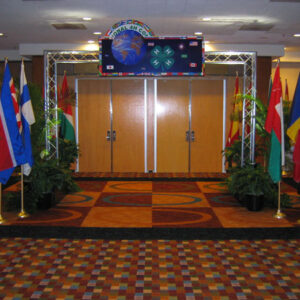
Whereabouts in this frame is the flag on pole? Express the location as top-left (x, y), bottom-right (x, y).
top-left (267, 75), bottom-right (272, 105)
top-left (226, 74), bottom-right (240, 147)
top-left (20, 60), bottom-right (35, 176)
top-left (265, 64), bottom-right (284, 183)
top-left (284, 79), bottom-right (289, 101)
top-left (287, 73), bottom-right (300, 182)
top-left (8, 68), bottom-right (22, 132)
top-left (58, 73), bottom-right (75, 142)
top-left (0, 62), bottom-right (26, 184)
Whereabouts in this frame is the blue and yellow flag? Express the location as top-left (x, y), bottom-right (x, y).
top-left (287, 73), bottom-right (300, 182)
top-left (287, 73), bottom-right (300, 143)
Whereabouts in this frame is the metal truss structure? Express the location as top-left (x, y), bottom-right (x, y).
top-left (44, 50), bottom-right (256, 166)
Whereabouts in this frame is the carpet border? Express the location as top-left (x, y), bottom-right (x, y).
top-left (0, 226), bottom-right (299, 240)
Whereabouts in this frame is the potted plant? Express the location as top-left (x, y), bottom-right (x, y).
top-left (227, 163), bottom-right (274, 211)
top-left (24, 83), bottom-right (80, 211)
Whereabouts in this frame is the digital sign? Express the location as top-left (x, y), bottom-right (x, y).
top-left (99, 33), bottom-right (205, 76)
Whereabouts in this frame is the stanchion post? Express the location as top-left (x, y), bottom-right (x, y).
top-left (18, 166), bottom-right (29, 219)
top-left (0, 183), bottom-right (6, 224)
top-left (273, 181), bottom-right (286, 219)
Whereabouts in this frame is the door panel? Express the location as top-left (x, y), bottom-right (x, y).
top-left (157, 80), bottom-right (189, 172)
top-left (191, 80), bottom-right (224, 172)
top-left (78, 79), bottom-right (111, 172)
top-left (112, 80), bottom-right (145, 172)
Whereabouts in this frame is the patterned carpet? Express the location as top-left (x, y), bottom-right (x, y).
top-left (1, 178), bottom-right (299, 298)
top-left (0, 238), bottom-right (299, 299)
top-left (3, 180), bottom-right (300, 230)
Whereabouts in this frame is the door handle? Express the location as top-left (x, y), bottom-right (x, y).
top-left (106, 130), bottom-right (111, 141)
top-left (185, 131), bottom-right (190, 142)
top-left (113, 130), bottom-right (116, 141)
top-left (191, 131), bottom-right (195, 142)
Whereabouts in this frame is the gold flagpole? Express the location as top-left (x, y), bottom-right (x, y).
top-left (18, 166), bottom-right (29, 218)
top-left (0, 183), bottom-right (6, 224)
top-left (273, 181), bottom-right (286, 219)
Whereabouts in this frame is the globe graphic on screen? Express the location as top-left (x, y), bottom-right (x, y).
top-left (111, 30), bottom-right (146, 65)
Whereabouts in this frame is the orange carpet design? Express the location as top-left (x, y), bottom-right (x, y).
top-left (4, 180), bottom-right (300, 229)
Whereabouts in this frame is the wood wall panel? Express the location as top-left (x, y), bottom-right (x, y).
top-left (257, 56), bottom-right (272, 105)
top-left (32, 56), bottom-right (44, 90)
top-left (112, 79), bottom-right (145, 172)
top-left (78, 79), bottom-right (111, 172)
top-left (191, 79), bottom-right (224, 172)
top-left (157, 80), bottom-right (189, 172)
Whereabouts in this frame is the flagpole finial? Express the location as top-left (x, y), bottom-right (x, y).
top-left (64, 70), bottom-right (67, 75)
top-left (236, 71), bottom-right (238, 77)
top-left (277, 58), bottom-right (280, 66)
top-left (4, 57), bottom-right (8, 65)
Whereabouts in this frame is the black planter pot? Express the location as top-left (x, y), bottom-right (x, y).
top-left (234, 193), bottom-right (246, 206)
top-left (37, 192), bottom-right (55, 210)
top-left (246, 195), bottom-right (264, 211)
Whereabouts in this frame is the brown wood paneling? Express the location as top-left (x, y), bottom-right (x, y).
top-left (32, 56), bottom-right (44, 90)
top-left (78, 79), bottom-right (111, 172)
top-left (191, 79), bottom-right (224, 172)
top-left (157, 80), bottom-right (189, 172)
top-left (112, 79), bottom-right (145, 172)
top-left (257, 56), bottom-right (272, 105)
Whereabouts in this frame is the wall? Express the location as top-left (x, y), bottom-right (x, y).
top-left (272, 62), bottom-right (300, 100)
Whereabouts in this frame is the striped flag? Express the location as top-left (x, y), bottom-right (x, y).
top-left (284, 79), bottom-right (289, 101)
top-left (9, 71), bottom-right (22, 132)
top-left (226, 75), bottom-right (240, 147)
top-left (287, 73), bottom-right (300, 182)
top-left (58, 73), bottom-right (75, 142)
top-left (265, 64), bottom-right (284, 183)
top-left (0, 62), bottom-right (26, 184)
top-left (20, 60), bottom-right (35, 176)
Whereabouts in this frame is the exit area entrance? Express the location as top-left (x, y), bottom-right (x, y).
top-left (76, 77), bottom-right (235, 173)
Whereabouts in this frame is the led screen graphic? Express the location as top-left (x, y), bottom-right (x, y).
top-left (99, 31), bottom-right (204, 76)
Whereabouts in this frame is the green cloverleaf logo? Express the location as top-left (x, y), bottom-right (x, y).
top-left (150, 45), bottom-right (175, 71)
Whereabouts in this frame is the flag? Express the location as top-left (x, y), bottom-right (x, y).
top-left (0, 63), bottom-right (26, 184)
top-left (287, 73), bottom-right (300, 182)
top-left (20, 60), bottom-right (35, 176)
top-left (58, 73), bottom-right (75, 142)
top-left (267, 75), bottom-right (272, 105)
top-left (284, 79), bottom-right (289, 101)
top-left (9, 70), bottom-right (22, 132)
top-left (265, 64), bottom-right (284, 183)
top-left (226, 75), bottom-right (240, 147)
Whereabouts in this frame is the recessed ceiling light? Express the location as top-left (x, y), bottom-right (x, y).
top-left (204, 40), bottom-right (210, 44)
top-left (83, 17), bottom-right (92, 21)
top-left (0, 33), bottom-right (4, 36)
top-left (202, 17), bottom-right (212, 21)
top-left (93, 32), bottom-right (102, 35)
top-left (194, 32), bottom-right (202, 36)
top-left (88, 40), bottom-right (95, 44)
top-left (293, 33), bottom-right (300, 37)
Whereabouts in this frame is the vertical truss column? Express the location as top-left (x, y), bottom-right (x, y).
top-left (205, 52), bottom-right (257, 166)
top-left (44, 51), bottom-right (99, 159)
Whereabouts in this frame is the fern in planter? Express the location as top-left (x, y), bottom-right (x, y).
top-left (24, 83), bottom-right (80, 211)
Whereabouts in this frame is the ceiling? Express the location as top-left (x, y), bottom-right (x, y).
top-left (0, 0), bottom-right (300, 59)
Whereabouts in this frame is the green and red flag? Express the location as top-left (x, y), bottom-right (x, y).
top-left (226, 74), bottom-right (240, 147)
top-left (265, 64), bottom-right (284, 183)
top-left (58, 73), bottom-right (75, 142)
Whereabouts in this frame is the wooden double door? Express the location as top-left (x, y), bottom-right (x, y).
top-left (77, 78), bottom-right (230, 173)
